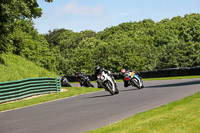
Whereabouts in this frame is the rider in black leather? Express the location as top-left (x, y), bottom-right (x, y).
top-left (94, 66), bottom-right (109, 79)
top-left (76, 72), bottom-right (85, 86)
top-left (94, 65), bottom-right (117, 87)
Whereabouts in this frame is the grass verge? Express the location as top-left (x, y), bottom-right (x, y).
top-left (88, 91), bottom-right (200, 133)
top-left (0, 87), bottom-right (102, 112)
top-left (0, 53), bottom-right (57, 82)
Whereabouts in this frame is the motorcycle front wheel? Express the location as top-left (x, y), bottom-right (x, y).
top-left (114, 87), bottom-right (119, 94)
top-left (88, 82), bottom-right (94, 87)
top-left (132, 78), bottom-right (141, 89)
top-left (141, 81), bottom-right (144, 88)
top-left (105, 81), bottom-right (115, 95)
top-left (67, 83), bottom-right (72, 87)
top-left (114, 83), bottom-right (119, 94)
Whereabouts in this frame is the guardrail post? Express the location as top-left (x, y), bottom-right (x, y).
top-left (56, 77), bottom-right (61, 92)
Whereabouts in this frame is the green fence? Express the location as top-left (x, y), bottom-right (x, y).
top-left (0, 77), bottom-right (61, 103)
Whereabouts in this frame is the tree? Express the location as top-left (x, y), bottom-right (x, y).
top-left (0, 0), bottom-right (53, 35)
top-left (0, 0), bottom-right (53, 54)
top-left (43, 13), bottom-right (200, 75)
top-left (44, 29), bottom-right (67, 49)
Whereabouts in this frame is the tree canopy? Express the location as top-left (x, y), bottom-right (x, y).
top-left (43, 13), bottom-right (200, 75)
top-left (0, 0), bottom-right (53, 35)
top-left (0, 2), bottom-right (200, 77)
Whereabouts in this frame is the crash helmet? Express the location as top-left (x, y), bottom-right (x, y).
top-left (121, 69), bottom-right (126, 73)
top-left (95, 65), bottom-right (101, 73)
top-left (77, 72), bottom-right (82, 77)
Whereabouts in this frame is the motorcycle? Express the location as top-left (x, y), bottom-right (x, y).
top-left (123, 71), bottom-right (144, 89)
top-left (60, 76), bottom-right (72, 87)
top-left (97, 71), bottom-right (119, 95)
top-left (78, 74), bottom-right (94, 87)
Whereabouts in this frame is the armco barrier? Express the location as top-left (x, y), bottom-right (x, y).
top-left (139, 67), bottom-right (200, 78)
top-left (190, 67), bottom-right (200, 75)
top-left (0, 77), bottom-right (61, 103)
top-left (64, 67), bottom-right (200, 82)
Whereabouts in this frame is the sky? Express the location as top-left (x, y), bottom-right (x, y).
top-left (33, 0), bottom-right (200, 34)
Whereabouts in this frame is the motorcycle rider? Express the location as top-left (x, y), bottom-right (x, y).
top-left (120, 68), bottom-right (142, 78)
top-left (120, 69), bottom-right (130, 87)
top-left (76, 72), bottom-right (93, 87)
top-left (60, 76), bottom-right (72, 87)
top-left (76, 72), bottom-right (86, 87)
top-left (94, 65), bottom-right (117, 88)
top-left (120, 68), bottom-right (142, 87)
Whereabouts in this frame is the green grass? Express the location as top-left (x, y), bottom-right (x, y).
top-left (0, 53), bottom-right (57, 82)
top-left (0, 87), bottom-right (103, 112)
top-left (1, 76), bottom-right (200, 133)
top-left (88, 91), bottom-right (200, 133)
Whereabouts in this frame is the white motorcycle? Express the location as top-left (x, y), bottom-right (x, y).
top-left (97, 71), bottom-right (119, 95)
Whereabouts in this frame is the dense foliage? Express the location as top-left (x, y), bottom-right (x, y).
top-left (0, 2), bottom-right (200, 77)
top-left (0, 0), bottom-right (57, 72)
top-left (0, 0), bottom-right (52, 36)
top-left (45, 13), bottom-right (200, 75)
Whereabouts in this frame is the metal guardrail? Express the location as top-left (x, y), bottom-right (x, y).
top-left (0, 77), bottom-right (61, 103)
top-left (138, 67), bottom-right (200, 78)
top-left (64, 67), bottom-right (200, 82)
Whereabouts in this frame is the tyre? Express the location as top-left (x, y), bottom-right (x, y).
top-left (89, 82), bottom-right (94, 87)
top-left (124, 81), bottom-right (129, 87)
top-left (105, 81), bottom-right (115, 95)
top-left (98, 83), bottom-right (103, 88)
top-left (132, 78), bottom-right (141, 89)
top-left (141, 81), bottom-right (144, 88)
top-left (114, 86), bottom-right (119, 94)
top-left (67, 83), bottom-right (72, 87)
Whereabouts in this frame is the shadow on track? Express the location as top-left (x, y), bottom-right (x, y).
top-left (84, 94), bottom-right (113, 99)
top-left (146, 79), bottom-right (200, 88)
top-left (119, 88), bottom-right (139, 92)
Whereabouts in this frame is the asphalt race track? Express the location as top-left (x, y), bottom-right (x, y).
top-left (0, 79), bottom-right (200, 133)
